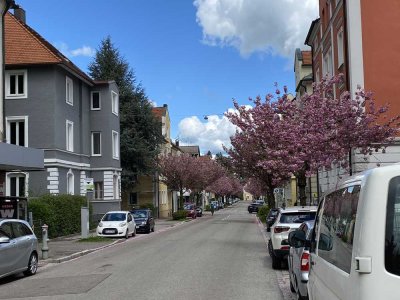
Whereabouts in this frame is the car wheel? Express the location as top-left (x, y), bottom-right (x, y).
top-left (290, 278), bottom-right (296, 293)
top-left (125, 230), bottom-right (129, 239)
top-left (147, 226), bottom-right (151, 234)
top-left (271, 252), bottom-right (281, 269)
top-left (132, 228), bottom-right (136, 237)
top-left (24, 253), bottom-right (38, 276)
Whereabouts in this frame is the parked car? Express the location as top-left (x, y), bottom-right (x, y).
top-left (268, 206), bottom-right (317, 269)
top-left (286, 165), bottom-right (400, 300)
top-left (288, 220), bottom-right (314, 300)
top-left (266, 208), bottom-right (279, 232)
top-left (0, 219), bottom-right (38, 279)
top-left (196, 207), bottom-right (203, 217)
top-left (97, 211), bottom-right (136, 238)
top-left (210, 201), bottom-right (219, 210)
top-left (248, 201), bottom-right (263, 213)
top-left (183, 203), bottom-right (197, 219)
top-left (131, 209), bottom-right (155, 234)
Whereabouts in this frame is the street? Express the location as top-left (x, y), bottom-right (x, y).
top-left (0, 202), bottom-right (288, 300)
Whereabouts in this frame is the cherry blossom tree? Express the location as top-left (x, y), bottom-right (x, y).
top-left (207, 175), bottom-right (242, 201)
top-left (244, 178), bottom-right (266, 199)
top-left (226, 75), bottom-right (399, 206)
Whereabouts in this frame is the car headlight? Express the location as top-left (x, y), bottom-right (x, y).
top-left (141, 221), bottom-right (147, 225)
top-left (98, 222), bottom-right (103, 227)
top-left (119, 222), bottom-right (127, 227)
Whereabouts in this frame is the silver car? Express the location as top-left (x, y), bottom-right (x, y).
top-left (288, 220), bottom-right (314, 300)
top-left (0, 219), bottom-right (38, 279)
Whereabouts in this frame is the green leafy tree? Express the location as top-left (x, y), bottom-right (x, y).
top-left (88, 36), bottom-right (163, 188)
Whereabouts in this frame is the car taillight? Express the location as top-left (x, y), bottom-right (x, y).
top-left (301, 252), bottom-right (310, 272)
top-left (274, 226), bottom-right (290, 233)
top-left (280, 246), bottom-right (290, 250)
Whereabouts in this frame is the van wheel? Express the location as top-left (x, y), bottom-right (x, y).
top-left (271, 252), bottom-right (281, 269)
top-left (24, 253), bottom-right (38, 276)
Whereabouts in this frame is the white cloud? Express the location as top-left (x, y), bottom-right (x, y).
top-left (55, 42), bottom-right (95, 58)
top-left (193, 0), bottom-right (318, 57)
top-left (178, 114), bottom-right (237, 154)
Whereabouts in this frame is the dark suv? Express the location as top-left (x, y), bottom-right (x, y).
top-left (131, 209), bottom-right (155, 233)
top-left (248, 200), bottom-right (264, 213)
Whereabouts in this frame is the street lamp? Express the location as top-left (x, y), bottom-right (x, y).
top-left (0, 0), bottom-right (15, 142)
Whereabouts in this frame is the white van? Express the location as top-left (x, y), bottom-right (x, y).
top-left (303, 164), bottom-right (400, 300)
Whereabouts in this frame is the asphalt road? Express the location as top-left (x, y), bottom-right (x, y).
top-left (0, 202), bottom-right (285, 300)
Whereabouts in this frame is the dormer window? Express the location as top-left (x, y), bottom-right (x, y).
top-left (66, 76), bottom-right (73, 105)
top-left (5, 70), bottom-right (27, 99)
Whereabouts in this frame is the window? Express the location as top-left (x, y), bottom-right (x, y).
top-left (12, 222), bottom-right (32, 238)
top-left (66, 120), bottom-right (74, 152)
top-left (111, 91), bottom-right (119, 115)
top-left (66, 76), bottom-right (73, 105)
top-left (5, 70), bottom-right (27, 99)
top-left (129, 192), bottom-right (138, 205)
top-left (67, 169), bottom-right (74, 195)
top-left (6, 116), bottom-right (28, 147)
top-left (91, 132), bottom-right (101, 156)
top-left (113, 174), bottom-right (119, 199)
top-left (112, 131), bottom-right (119, 159)
top-left (94, 182), bottom-right (103, 199)
top-left (7, 173), bottom-right (26, 197)
top-left (323, 49), bottom-right (333, 78)
top-left (337, 29), bottom-right (344, 67)
top-left (317, 185), bottom-right (360, 273)
top-left (91, 91), bottom-right (101, 110)
top-left (385, 176), bottom-right (400, 276)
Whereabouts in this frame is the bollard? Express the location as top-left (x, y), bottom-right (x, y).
top-left (41, 224), bottom-right (49, 259)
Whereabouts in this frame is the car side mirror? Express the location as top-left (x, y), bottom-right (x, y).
top-left (318, 233), bottom-right (333, 251)
top-left (288, 230), bottom-right (307, 248)
top-left (0, 236), bottom-right (10, 244)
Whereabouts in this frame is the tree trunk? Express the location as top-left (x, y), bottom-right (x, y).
top-left (179, 186), bottom-right (184, 210)
top-left (297, 171), bottom-right (307, 206)
top-left (266, 188), bottom-right (275, 208)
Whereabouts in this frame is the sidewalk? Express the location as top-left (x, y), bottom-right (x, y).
top-left (38, 218), bottom-right (185, 267)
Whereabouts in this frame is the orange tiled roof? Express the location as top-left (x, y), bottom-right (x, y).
top-left (302, 51), bottom-right (312, 65)
top-left (4, 13), bottom-right (93, 84)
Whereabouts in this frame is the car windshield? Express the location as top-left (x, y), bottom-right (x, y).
top-left (132, 211), bottom-right (148, 218)
top-left (102, 213), bottom-right (126, 222)
top-left (184, 204), bottom-right (194, 210)
top-left (269, 210), bottom-right (278, 216)
top-left (279, 212), bottom-right (316, 223)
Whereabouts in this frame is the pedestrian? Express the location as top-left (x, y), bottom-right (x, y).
top-left (210, 205), bottom-right (215, 216)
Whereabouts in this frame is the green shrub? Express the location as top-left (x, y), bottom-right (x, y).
top-left (172, 210), bottom-right (188, 220)
top-left (257, 205), bottom-right (270, 224)
top-left (28, 194), bottom-right (88, 238)
top-left (205, 205), bottom-right (211, 211)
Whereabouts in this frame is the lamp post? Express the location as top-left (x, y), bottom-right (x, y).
top-left (0, 0), bottom-right (15, 142)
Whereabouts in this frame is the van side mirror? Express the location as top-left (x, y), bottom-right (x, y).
top-left (288, 230), bottom-right (307, 248)
top-left (318, 233), bottom-right (333, 251)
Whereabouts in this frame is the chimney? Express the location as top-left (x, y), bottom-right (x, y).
top-left (14, 7), bottom-right (26, 23)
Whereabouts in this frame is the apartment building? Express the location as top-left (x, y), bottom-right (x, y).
top-left (4, 9), bottom-right (121, 215)
top-left (305, 0), bottom-right (400, 193)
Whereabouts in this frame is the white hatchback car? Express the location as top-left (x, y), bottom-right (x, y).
top-left (268, 206), bottom-right (317, 269)
top-left (97, 211), bottom-right (136, 239)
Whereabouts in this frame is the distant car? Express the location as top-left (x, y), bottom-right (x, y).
top-left (288, 220), bottom-right (314, 300)
top-left (210, 201), bottom-right (219, 210)
top-left (266, 208), bottom-right (279, 232)
top-left (131, 209), bottom-right (155, 234)
top-left (268, 206), bottom-right (317, 269)
top-left (196, 207), bottom-right (203, 217)
top-left (248, 202), bottom-right (263, 213)
top-left (183, 203), bottom-right (197, 219)
top-left (97, 211), bottom-right (136, 238)
top-left (218, 202), bottom-right (224, 209)
top-left (0, 219), bottom-right (38, 279)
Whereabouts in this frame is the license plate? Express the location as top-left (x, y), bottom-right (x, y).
top-left (105, 230), bottom-right (114, 234)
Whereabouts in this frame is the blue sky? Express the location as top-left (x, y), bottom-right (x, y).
top-left (17, 0), bottom-right (318, 154)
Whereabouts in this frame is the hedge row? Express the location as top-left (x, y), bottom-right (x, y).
top-left (172, 210), bottom-right (188, 220)
top-left (257, 205), bottom-right (270, 224)
top-left (28, 194), bottom-right (89, 238)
